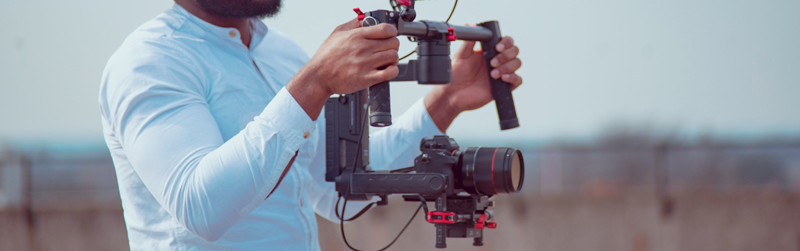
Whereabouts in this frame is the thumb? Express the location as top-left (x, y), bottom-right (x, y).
top-left (454, 40), bottom-right (477, 59)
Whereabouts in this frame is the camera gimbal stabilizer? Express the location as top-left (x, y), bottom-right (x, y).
top-left (325, 0), bottom-right (524, 249)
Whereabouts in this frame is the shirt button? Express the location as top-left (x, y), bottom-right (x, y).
top-left (228, 30), bottom-right (236, 38)
top-left (303, 131), bottom-right (310, 139)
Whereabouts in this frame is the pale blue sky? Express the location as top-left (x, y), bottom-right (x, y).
top-left (1, 0), bottom-right (798, 145)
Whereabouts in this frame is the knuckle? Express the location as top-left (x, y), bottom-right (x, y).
top-left (344, 30), bottom-right (357, 40)
top-left (503, 61), bottom-right (520, 72)
top-left (356, 56), bottom-right (368, 65)
top-left (336, 19), bottom-right (355, 31)
top-left (495, 53), bottom-right (507, 61)
top-left (388, 51), bottom-right (399, 61)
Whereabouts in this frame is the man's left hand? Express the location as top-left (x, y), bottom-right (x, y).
top-left (424, 35), bottom-right (522, 132)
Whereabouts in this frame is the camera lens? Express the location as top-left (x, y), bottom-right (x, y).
top-left (459, 147), bottom-right (524, 195)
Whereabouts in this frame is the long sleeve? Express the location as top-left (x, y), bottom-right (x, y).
top-left (305, 98), bottom-right (444, 222)
top-left (100, 39), bottom-right (316, 242)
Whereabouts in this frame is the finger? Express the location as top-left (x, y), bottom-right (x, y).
top-left (359, 24), bottom-right (398, 40)
top-left (366, 64), bottom-right (400, 83)
top-left (372, 37), bottom-right (401, 52)
top-left (495, 36), bottom-right (515, 52)
top-left (490, 58), bottom-right (521, 79)
top-left (368, 49), bottom-right (400, 68)
top-left (490, 46), bottom-right (519, 68)
top-left (454, 40), bottom-right (477, 59)
top-left (501, 74), bottom-right (523, 90)
top-left (335, 18), bottom-right (360, 32)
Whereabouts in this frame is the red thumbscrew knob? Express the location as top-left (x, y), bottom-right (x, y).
top-left (486, 222), bottom-right (497, 229)
top-left (353, 8), bottom-right (365, 21)
top-left (474, 214), bottom-right (488, 229)
top-left (396, 0), bottom-right (412, 6)
top-left (447, 27), bottom-right (457, 42)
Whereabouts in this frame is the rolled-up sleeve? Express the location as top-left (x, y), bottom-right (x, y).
top-left (101, 39), bottom-right (316, 241)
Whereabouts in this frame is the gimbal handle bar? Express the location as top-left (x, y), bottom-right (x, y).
top-left (359, 9), bottom-right (520, 130)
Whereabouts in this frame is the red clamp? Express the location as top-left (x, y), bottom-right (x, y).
top-left (396, 0), bottom-right (412, 6)
top-left (353, 8), bottom-right (365, 21)
top-left (427, 211), bottom-right (456, 224)
top-left (474, 214), bottom-right (497, 230)
top-left (447, 27), bottom-right (457, 42)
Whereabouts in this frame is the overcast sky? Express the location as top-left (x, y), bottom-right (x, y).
top-left (1, 0), bottom-right (798, 146)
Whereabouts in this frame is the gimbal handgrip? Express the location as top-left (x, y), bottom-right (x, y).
top-left (369, 81), bottom-right (392, 127)
top-left (479, 21), bottom-right (520, 130)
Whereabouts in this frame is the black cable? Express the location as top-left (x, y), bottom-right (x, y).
top-left (334, 95), bottom-right (375, 222)
top-left (341, 197), bottom-right (423, 251)
top-left (445, 0), bottom-right (459, 22)
top-left (398, 0), bottom-right (459, 61)
top-left (336, 94), bottom-right (423, 251)
top-left (336, 196), bottom-right (375, 222)
top-left (416, 195), bottom-right (430, 215)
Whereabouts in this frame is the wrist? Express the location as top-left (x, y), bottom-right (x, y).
top-left (286, 65), bottom-right (332, 120)
top-left (424, 86), bottom-right (462, 133)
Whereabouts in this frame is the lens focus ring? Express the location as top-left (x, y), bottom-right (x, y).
top-left (459, 147), bottom-right (524, 195)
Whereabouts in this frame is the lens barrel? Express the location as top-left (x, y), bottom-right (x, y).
top-left (459, 147), bottom-right (524, 195)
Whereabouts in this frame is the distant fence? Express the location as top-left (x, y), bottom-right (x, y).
top-left (2, 141), bottom-right (800, 250)
top-left (0, 148), bottom-right (124, 251)
top-left (525, 143), bottom-right (800, 196)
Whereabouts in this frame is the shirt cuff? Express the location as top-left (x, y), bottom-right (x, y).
top-left (255, 87), bottom-right (318, 152)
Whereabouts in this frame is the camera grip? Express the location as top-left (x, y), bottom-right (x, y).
top-left (479, 21), bottom-right (520, 130)
top-left (369, 81), bottom-right (392, 127)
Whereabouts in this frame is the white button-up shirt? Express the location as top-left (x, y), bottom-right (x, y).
top-left (99, 4), bottom-right (441, 250)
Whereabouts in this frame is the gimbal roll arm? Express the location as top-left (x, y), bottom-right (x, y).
top-left (398, 21), bottom-right (493, 41)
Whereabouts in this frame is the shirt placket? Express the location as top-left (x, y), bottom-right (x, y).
top-left (230, 24), bottom-right (313, 247)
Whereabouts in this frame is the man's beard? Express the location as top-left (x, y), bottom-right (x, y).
top-left (196, 0), bottom-right (282, 19)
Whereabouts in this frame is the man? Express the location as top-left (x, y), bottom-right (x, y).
top-left (99, 0), bottom-right (522, 249)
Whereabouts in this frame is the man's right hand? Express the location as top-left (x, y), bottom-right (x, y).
top-left (286, 18), bottom-right (400, 119)
top-left (310, 18), bottom-right (401, 94)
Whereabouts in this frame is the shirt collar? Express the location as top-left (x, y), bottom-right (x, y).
top-left (171, 4), bottom-right (268, 49)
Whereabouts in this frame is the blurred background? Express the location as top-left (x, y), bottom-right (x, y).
top-left (1, 0), bottom-right (799, 250)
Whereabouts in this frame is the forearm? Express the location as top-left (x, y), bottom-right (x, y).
top-left (170, 123), bottom-right (300, 241)
top-left (121, 88), bottom-right (315, 241)
top-left (424, 86), bottom-right (462, 133)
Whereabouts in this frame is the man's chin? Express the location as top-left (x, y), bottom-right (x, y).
top-left (196, 0), bottom-right (282, 19)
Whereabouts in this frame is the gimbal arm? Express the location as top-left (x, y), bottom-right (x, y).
top-left (359, 9), bottom-right (520, 131)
